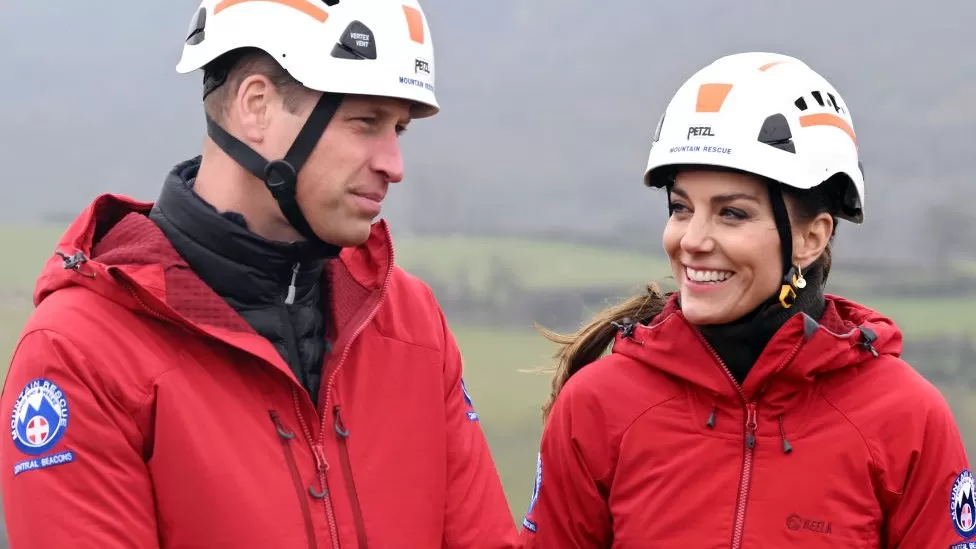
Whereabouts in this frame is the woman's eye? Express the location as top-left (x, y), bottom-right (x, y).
top-left (721, 207), bottom-right (748, 220)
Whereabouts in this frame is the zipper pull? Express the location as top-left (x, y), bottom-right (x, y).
top-left (778, 415), bottom-right (793, 454)
top-left (284, 262), bottom-right (300, 305)
top-left (268, 411), bottom-right (295, 440)
top-left (745, 402), bottom-right (758, 449)
top-left (334, 406), bottom-right (350, 438)
top-left (705, 405), bottom-right (717, 429)
top-left (312, 443), bottom-right (329, 473)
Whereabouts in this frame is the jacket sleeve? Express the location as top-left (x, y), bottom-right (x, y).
top-left (438, 311), bottom-right (520, 549)
top-left (1, 329), bottom-right (158, 549)
top-left (881, 381), bottom-right (973, 549)
top-left (519, 380), bottom-right (612, 549)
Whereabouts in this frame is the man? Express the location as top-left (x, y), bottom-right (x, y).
top-left (0, 0), bottom-right (519, 547)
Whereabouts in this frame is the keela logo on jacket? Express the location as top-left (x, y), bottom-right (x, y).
top-left (785, 513), bottom-right (832, 535)
top-left (10, 378), bottom-right (75, 476)
top-left (952, 469), bottom-right (976, 539)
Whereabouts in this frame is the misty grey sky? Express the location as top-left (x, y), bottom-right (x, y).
top-left (2, 0), bottom-right (973, 260)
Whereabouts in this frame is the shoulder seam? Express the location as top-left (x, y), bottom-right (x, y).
top-left (817, 388), bottom-right (895, 495)
top-left (597, 378), bottom-right (684, 485)
top-left (371, 267), bottom-right (444, 352)
top-left (14, 327), bottom-right (181, 443)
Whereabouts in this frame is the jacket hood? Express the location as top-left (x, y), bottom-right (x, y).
top-left (611, 292), bottom-right (903, 400)
top-left (34, 187), bottom-right (394, 337)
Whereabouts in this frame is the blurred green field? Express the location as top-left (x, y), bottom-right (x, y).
top-left (856, 297), bottom-right (976, 337)
top-left (2, 224), bottom-right (976, 521)
top-left (393, 234), bottom-right (673, 290)
top-left (447, 325), bottom-right (556, 517)
top-left (0, 225), bottom-right (64, 291)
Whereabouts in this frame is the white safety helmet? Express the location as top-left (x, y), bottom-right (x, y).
top-left (643, 52), bottom-right (864, 224)
top-left (177, 0), bottom-right (439, 117)
top-left (174, 0), bottom-right (439, 248)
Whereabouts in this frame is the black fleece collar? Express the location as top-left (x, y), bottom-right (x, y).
top-left (148, 156), bottom-right (340, 307)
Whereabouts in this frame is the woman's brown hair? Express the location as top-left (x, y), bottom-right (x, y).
top-left (535, 282), bottom-right (671, 421)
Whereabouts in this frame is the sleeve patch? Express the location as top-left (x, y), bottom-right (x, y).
top-left (951, 469), bottom-right (976, 539)
top-left (460, 378), bottom-right (479, 422)
top-left (10, 378), bottom-right (73, 474)
top-left (14, 451), bottom-right (76, 476)
top-left (522, 452), bottom-right (542, 532)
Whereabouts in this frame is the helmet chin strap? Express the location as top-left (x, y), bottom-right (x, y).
top-left (204, 91), bottom-right (345, 254)
top-left (767, 183), bottom-right (804, 309)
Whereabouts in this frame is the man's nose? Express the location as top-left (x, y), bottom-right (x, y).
top-left (373, 134), bottom-right (404, 183)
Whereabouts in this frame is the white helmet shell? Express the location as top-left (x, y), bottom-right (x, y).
top-left (643, 52), bottom-right (864, 223)
top-left (176, 0), bottom-right (439, 118)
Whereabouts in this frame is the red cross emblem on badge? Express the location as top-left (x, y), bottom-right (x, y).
top-left (962, 504), bottom-right (973, 530)
top-left (26, 416), bottom-right (49, 445)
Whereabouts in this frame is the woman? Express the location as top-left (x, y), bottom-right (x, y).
top-left (519, 52), bottom-right (972, 548)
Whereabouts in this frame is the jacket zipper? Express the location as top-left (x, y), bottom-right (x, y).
top-left (271, 411), bottom-right (319, 549)
top-left (293, 401), bottom-right (342, 549)
top-left (703, 341), bottom-right (755, 549)
top-left (280, 259), bottom-right (342, 549)
top-left (335, 406), bottom-right (369, 549)
top-left (731, 401), bottom-right (757, 549)
top-left (690, 328), bottom-right (803, 549)
top-left (294, 224), bottom-right (396, 549)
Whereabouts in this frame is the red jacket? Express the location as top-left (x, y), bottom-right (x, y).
top-left (1, 194), bottom-right (519, 549)
top-left (520, 294), bottom-right (973, 548)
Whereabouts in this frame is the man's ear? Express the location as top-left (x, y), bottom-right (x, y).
top-left (233, 74), bottom-right (274, 144)
top-left (794, 212), bottom-right (834, 269)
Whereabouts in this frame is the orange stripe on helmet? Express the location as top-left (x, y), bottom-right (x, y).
top-left (695, 83), bottom-right (733, 113)
top-left (403, 5), bottom-right (425, 44)
top-left (759, 60), bottom-right (787, 71)
top-left (214, 0), bottom-right (329, 23)
top-left (799, 113), bottom-right (858, 149)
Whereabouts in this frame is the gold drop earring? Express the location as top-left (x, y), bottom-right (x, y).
top-left (778, 264), bottom-right (805, 309)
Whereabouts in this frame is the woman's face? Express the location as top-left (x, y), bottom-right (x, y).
top-left (662, 169), bottom-right (788, 326)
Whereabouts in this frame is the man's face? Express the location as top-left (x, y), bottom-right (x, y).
top-left (270, 93), bottom-right (411, 247)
